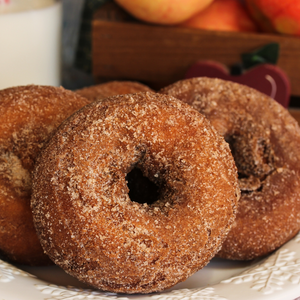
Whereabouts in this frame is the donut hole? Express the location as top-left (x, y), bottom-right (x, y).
top-left (0, 151), bottom-right (31, 197)
top-left (225, 134), bottom-right (275, 193)
top-left (126, 167), bottom-right (160, 205)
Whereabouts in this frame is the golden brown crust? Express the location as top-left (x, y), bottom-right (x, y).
top-left (0, 85), bottom-right (90, 265)
top-left (76, 81), bottom-right (154, 102)
top-left (31, 92), bottom-right (239, 293)
top-left (160, 77), bottom-right (300, 260)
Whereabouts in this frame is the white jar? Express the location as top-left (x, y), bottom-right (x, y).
top-left (0, 0), bottom-right (62, 89)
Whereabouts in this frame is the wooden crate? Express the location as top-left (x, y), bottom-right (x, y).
top-left (289, 109), bottom-right (300, 125)
top-left (92, 2), bottom-right (300, 95)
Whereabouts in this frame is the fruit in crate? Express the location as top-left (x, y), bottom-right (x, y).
top-left (114, 0), bottom-right (214, 25)
top-left (246, 0), bottom-right (300, 36)
top-left (180, 0), bottom-right (258, 32)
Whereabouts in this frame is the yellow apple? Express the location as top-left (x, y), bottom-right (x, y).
top-left (114, 0), bottom-right (214, 25)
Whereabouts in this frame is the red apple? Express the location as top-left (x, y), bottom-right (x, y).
top-left (246, 0), bottom-right (300, 36)
top-left (114, 0), bottom-right (214, 25)
top-left (180, 0), bottom-right (258, 32)
top-left (185, 60), bottom-right (291, 107)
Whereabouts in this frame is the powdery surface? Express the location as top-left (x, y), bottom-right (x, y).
top-left (32, 92), bottom-right (239, 293)
top-left (161, 77), bottom-right (300, 260)
top-left (76, 81), bottom-right (154, 102)
top-left (0, 85), bottom-right (90, 265)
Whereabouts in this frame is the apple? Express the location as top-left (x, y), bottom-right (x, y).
top-left (185, 60), bottom-right (291, 107)
top-left (246, 0), bottom-right (300, 36)
top-left (180, 0), bottom-right (258, 32)
top-left (114, 0), bottom-right (214, 25)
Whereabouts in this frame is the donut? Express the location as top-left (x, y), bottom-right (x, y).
top-left (0, 85), bottom-right (90, 265)
top-left (31, 92), bottom-right (239, 293)
top-left (76, 80), bottom-right (154, 102)
top-left (160, 77), bottom-right (300, 260)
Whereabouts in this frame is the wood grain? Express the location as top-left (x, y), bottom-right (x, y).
top-left (92, 10), bottom-right (300, 94)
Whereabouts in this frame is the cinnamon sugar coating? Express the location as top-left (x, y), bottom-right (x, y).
top-left (31, 92), bottom-right (239, 293)
top-left (161, 77), bottom-right (300, 260)
top-left (76, 81), bottom-right (153, 102)
top-left (0, 85), bottom-right (90, 265)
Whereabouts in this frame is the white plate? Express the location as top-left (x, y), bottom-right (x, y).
top-left (1, 231), bottom-right (300, 300)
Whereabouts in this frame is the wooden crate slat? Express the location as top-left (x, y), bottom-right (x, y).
top-left (93, 19), bottom-right (300, 94)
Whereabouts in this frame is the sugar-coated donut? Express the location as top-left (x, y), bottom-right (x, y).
top-left (76, 80), bottom-right (154, 102)
top-left (161, 77), bottom-right (300, 260)
top-left (31, 92), bottom-right (239, 293)
top-left (0, 85), bottom-right (90, 265)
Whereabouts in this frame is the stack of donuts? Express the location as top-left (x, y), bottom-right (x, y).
top-left (0, 78), bottom-right (299, 294)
